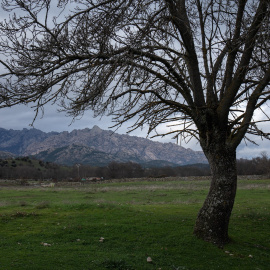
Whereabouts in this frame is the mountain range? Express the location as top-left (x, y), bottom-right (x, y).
top-left (0, 126), bottom-right (207, 166)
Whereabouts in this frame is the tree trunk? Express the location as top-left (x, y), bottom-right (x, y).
top-left (193, 147), bottom-right (237, 247)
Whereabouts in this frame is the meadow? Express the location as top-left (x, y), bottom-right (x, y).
top-left (0, 177), bottom-right (269, 270)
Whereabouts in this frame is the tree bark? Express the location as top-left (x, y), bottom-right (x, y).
top-left (193, 147), bottom-right (237, 247)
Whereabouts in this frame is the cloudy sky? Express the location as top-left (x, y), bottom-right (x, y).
top-left (0, 3), bottom-right (269, 159)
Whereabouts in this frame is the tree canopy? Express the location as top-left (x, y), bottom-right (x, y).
top-left (0, 0), bottom-right (269, 144)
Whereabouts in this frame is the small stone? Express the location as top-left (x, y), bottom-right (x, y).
top-left (99, 237), bottom-right (105, 242)
top-left (147, 257), bottom-right (153, 263)
top-left (225, 251), bottom-right (230, 254)
top-left (248, 254), bottom-right (253, 258)
top-left (41, 242), bottom-right (51, 246)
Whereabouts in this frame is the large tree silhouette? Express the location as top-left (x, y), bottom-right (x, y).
top-left (0, 0), bottom-right (269, 246)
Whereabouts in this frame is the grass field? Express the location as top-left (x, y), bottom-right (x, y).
top-left (0, 178), bottom-right (269, 270)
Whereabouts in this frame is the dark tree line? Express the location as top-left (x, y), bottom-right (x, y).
top-left (0, 159), bottom-right (210, 180)
top-left (1, 154), bottom-right (269, 180)
top-left (237, 152), bottom-right (270, 176)
top-left (78, 161), bottom-right (211, 179)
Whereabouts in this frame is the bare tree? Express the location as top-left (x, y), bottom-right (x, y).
top-left (0, 0), bottom-right (269, 246)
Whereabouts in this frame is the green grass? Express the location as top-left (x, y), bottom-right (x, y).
top-left (0, 178), bottom-right (269, 269)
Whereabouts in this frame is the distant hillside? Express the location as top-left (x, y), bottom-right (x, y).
top-left (143, 160), bottom-right (179, 168)
top-left (0, 150), bottom-right (15, 159)
top-left (0, 156), bottom-right (72, 180)
top-left (0, 126), bottom-right (207, 166)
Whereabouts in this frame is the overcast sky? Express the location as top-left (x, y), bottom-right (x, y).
top-left (0, 3), bottom-right (269, 159)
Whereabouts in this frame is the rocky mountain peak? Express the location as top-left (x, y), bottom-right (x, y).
top-left (0, 126), bottom-right (207, 166)
top-left (91, 125), bottom-right (103, 134)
